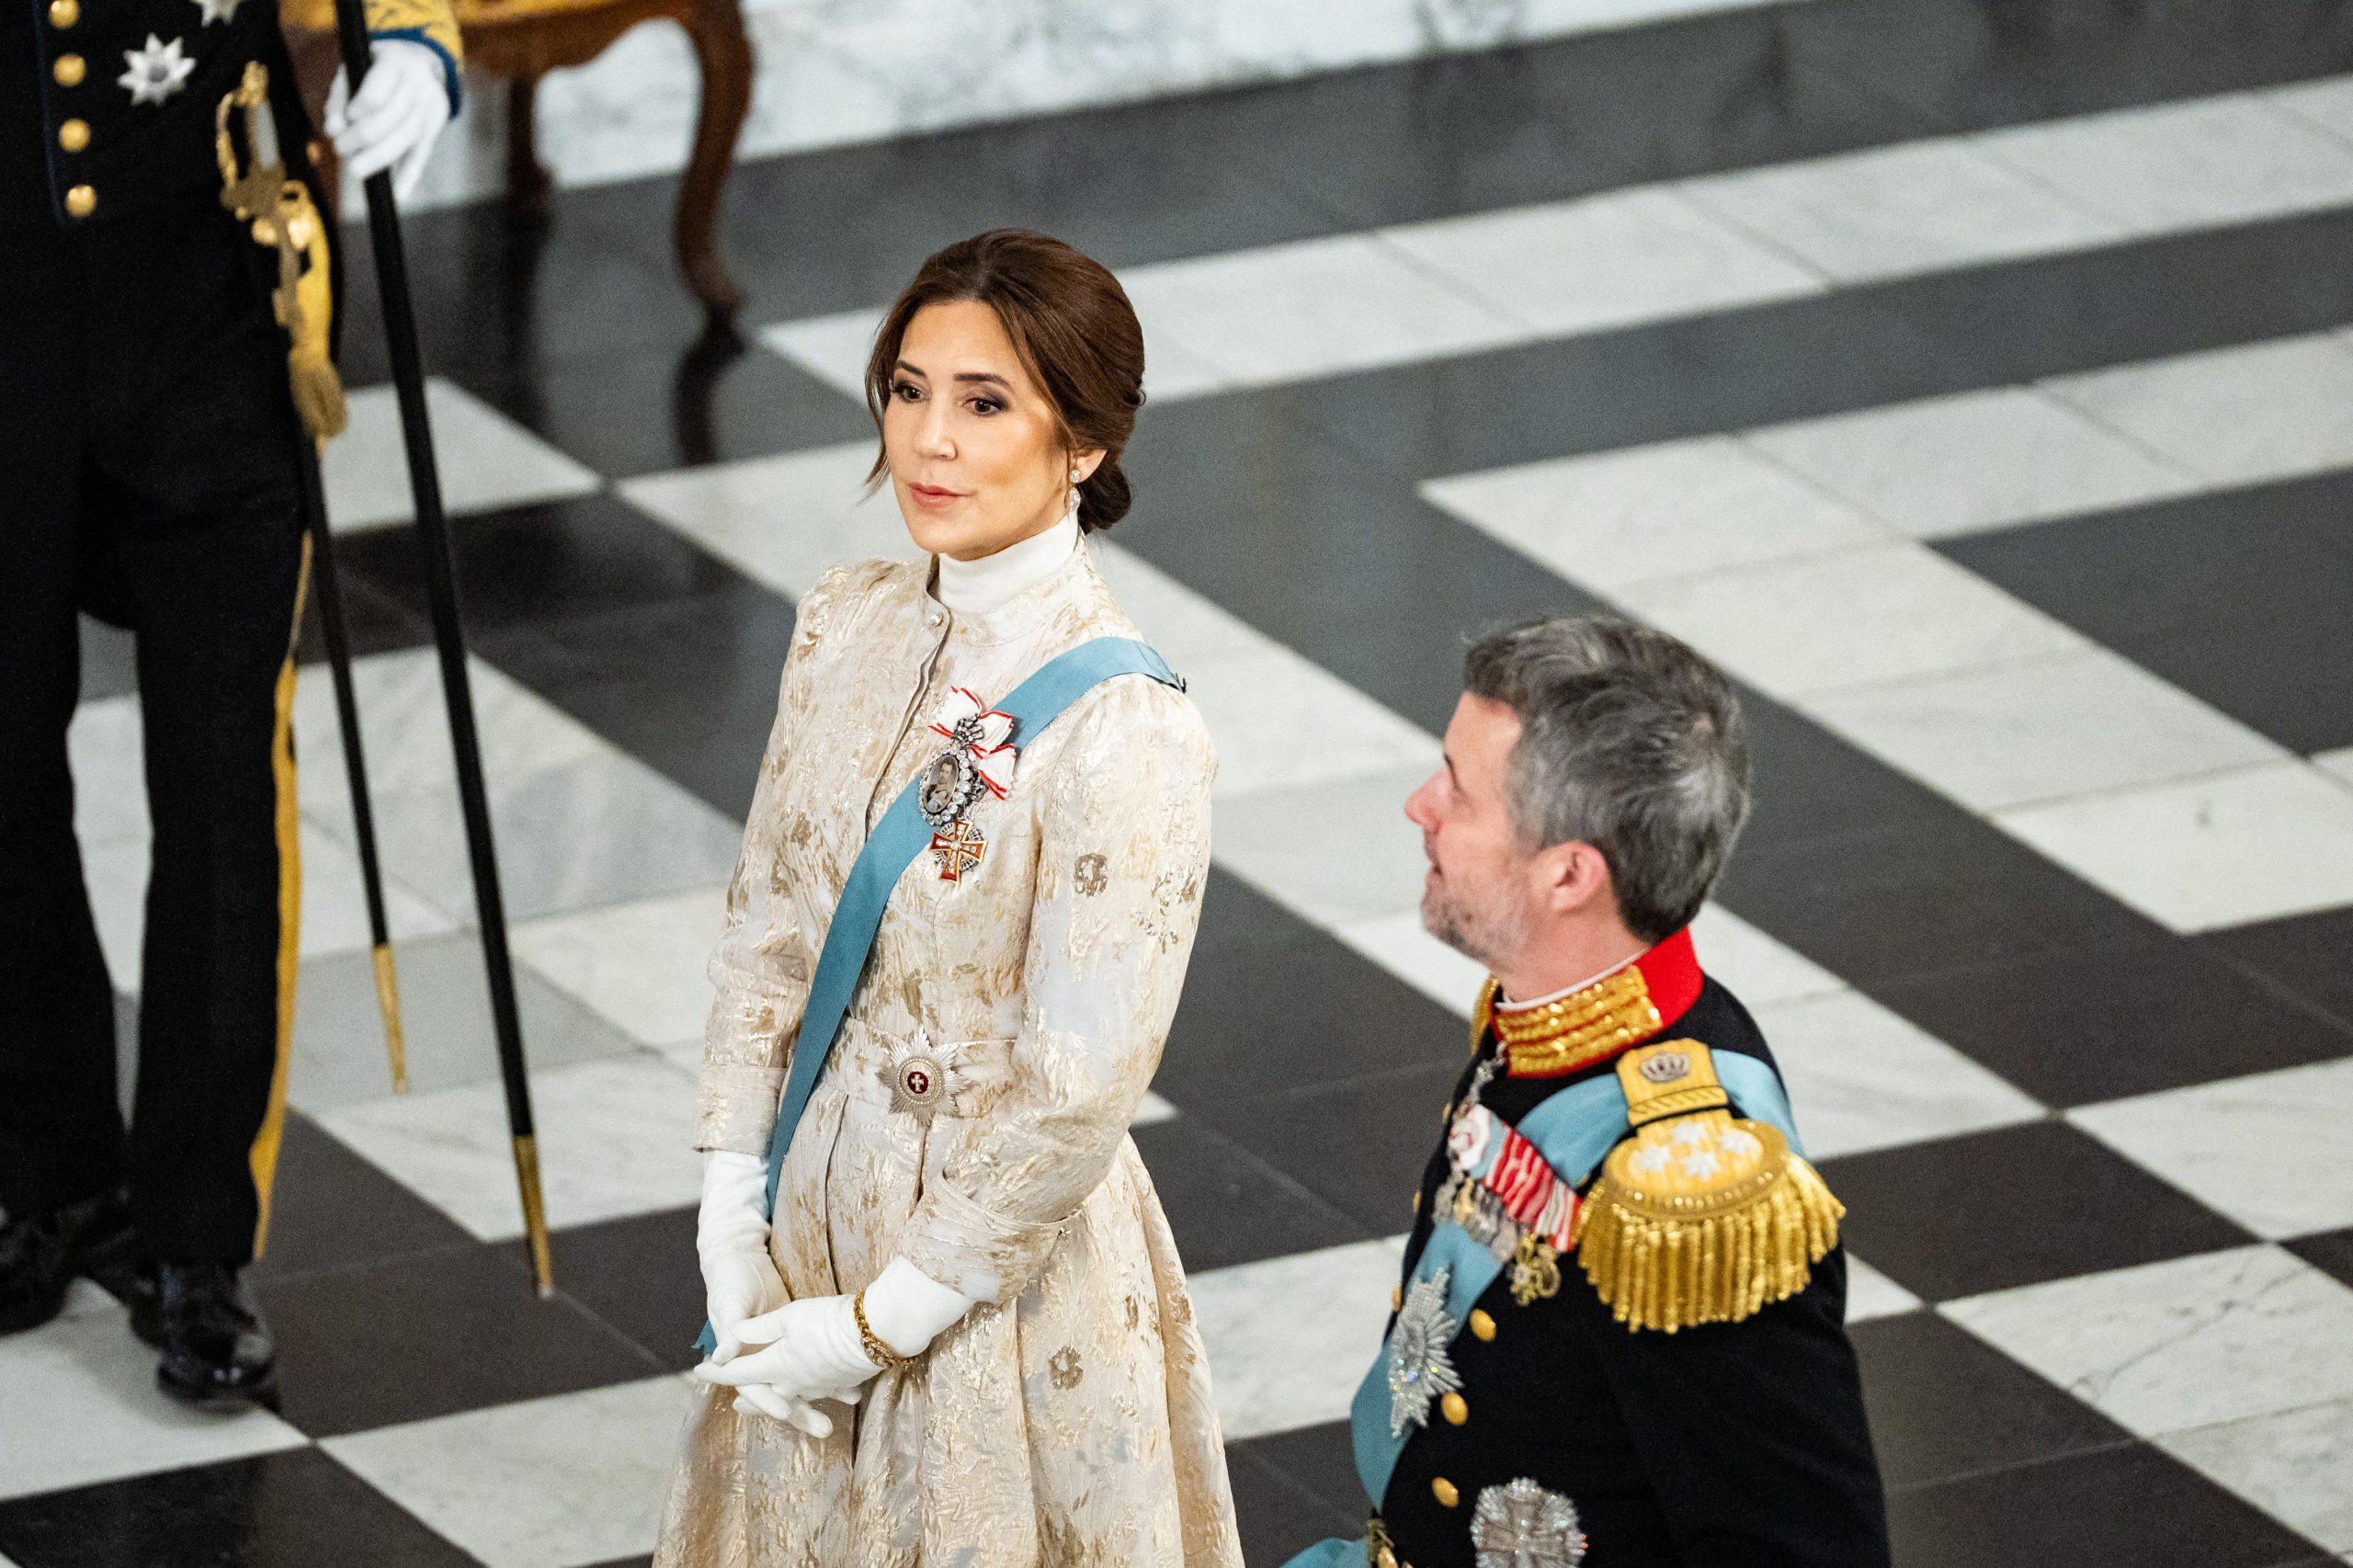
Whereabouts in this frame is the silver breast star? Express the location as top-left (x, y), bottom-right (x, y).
top-left (119, 35), bottom-right (195, 105)
top-left (1472, 1478), bottom-right (1587, 1568)
top-left (1385, 1266), bottom-right (1462, 1437)
top-left (192, 0), bottom-right (247, 24)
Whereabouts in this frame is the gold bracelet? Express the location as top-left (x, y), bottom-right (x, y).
top-left (854, 1287), bottom-right (919, 1369)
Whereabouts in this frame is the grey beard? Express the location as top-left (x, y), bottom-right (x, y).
top-left (1421, 880), bottom-right (1528, 973)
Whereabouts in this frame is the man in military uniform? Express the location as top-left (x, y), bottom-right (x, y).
top-left (0, 0), bottom-right (459, 1405)
top-left (1290, 618), bottom-right (1887, 1568)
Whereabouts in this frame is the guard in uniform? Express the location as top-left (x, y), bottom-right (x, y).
top-left (0, 0), bottom-right (458, 1404)
top-left (1290, 618), bottom-right (1887, 1567)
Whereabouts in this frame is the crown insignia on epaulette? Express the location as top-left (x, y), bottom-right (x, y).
top-left (1574, 1040), bottom-right (1844, 1333)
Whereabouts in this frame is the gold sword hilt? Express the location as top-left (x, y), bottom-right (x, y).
top-left (216, 62), bottom-right (347, 441)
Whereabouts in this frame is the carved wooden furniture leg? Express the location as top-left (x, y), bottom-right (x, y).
top-left (676, 0), bottom-right (750, 325)
top-left (506, 72), bottom-right (553, 221)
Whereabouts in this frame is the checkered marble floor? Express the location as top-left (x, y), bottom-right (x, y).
top-left (13, 2), bottom-right (2353, 1563)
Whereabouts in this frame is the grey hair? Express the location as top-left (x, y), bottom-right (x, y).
top-left (1462, 617), bottom-right (1751, 943)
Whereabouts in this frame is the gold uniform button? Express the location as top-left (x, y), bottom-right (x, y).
top-left (1468, 1308), bottom-right (1497, 1341)
top-left (53, 53), bottom-right (85, 85)
top-left (58, 118), bottom-right (89, 153)
top-left (1432, 1476), bottom-right (1461, 1509)
top-left (64, 183), bottom-right (96, 218)
top-left (1391, 1283), bottom-right (1403, 1312)
top-left (49, 0), bottom-right (80, 25)
top-left (1440, 1392), bottom-right (1469, 1426)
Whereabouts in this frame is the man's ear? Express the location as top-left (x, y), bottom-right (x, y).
top-left (1538, 840), bottom-right (1615, 916)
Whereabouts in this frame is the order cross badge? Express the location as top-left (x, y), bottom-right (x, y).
top-left (929, 819), bottom-right (985, 882)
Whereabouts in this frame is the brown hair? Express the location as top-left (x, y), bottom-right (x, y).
top-left (864, 229), bottom-right (1145, 533)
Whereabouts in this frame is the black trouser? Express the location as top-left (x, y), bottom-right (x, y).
top-left (0, 187), bottom-right (307, 1266)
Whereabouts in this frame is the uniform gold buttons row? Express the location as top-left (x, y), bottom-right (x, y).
top-left (1431, 1477), bottom-right (1460, 1508)
top-left (65, 184), bottom-right (96, 217)
top-left (58, 118), bottom-right (89, 152)
top-left (54, 52), bottom-right (85, 85)
top-left (50, 0), bottom-right (80, 26)
top-left (50, 0), bottom-right (90, 222)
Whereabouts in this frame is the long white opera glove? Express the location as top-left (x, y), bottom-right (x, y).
top-left (324, 40), bottom-right (451, 201)
top-left (697, 1151), bottom-right (784, 1362)
top-left (693, 1257), bottom-right (977, 1438)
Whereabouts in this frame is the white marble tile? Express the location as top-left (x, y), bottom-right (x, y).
top-left (2070, 1058), bottom-right (2353, 1241)
top-left (1688, 903), bottom-right (1847, 1006)
top-left (1977, 91), bottom-right (2353, 232)
top-left (1381, 185), bottom-right (1824, 336)
top-left (289, 933), bottom-right (644, 1114)
top-left (77, 835), bottom-right (152, 996)
top-left (1845, 1256), bottom-right (1925, 1324)
top-left (1421, 436), bottom-right (1889, 595)
top-left (1086, 548), bottom-right (1267, 667)
top-left (1678, 138), bottom-right (2124, 283)
top-left (511, 886), bottom-right (731, 1051)
top-left (1608, 543), bottom-right (2086, 701)
top-left (2270, 73), bottom-right (2353, 143)
top-left (1190, 1234), bottom-right (1405, 1441)
top-left (1741, 386), bottom-right (2202, 540)
top-left (1118, 234), bottom-right (1524, 388)
top-left (324, 1375), bottom-right (698, 1568)
top-left (1189, 645), bottom-right (1440, 799)
top-left (1944, 1244), bottom-right (2353, 1437)
top-left (2046, 330), bottom-right (2353, 488)
top-left (757, 309), bottom-right (880, 403)
top-left (1131, 1090), bottom-right (1179, 1128)
top-left (65, 695), bottom-right (149, 848)
top-left (320, 1054), bottom-right (701, 1240)
top-left (2315, 747), bottom-right (2353, 790)
top-left (0, 1281), bottom-right (308, 1500)
top-left (323, 380), bottom-right (600, 531)
top-left (1804, 647), bottom-right (2288, 812)
top-left (620, 442), bottom-right (907, 601)
top-left (1745, 989), bottom-right (2044, 1160)
top-left (2162, 1397), bottom-right (2353, 1555)
top-left (1996, 760), bottom-right (2353, 934)
top-left (1333, 911), bottom-right (1486, 1018)
top-left (1211, 767), bottom-right (1437, 930)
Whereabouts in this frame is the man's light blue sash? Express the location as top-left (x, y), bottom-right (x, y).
top-left (693, 635), bottom-right (1178, 1355)
top-left (1320, 1051), bottom-right (1804, 1542)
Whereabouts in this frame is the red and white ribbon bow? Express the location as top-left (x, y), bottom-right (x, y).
top-left (929, 687), bottom-right (1018, 799)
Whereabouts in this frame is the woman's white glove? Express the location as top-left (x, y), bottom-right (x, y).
top-left (697, 1151), bottom-right (784, 1362)
top-left (324, 39), bottom-right (451, 200)
top-left (693, 1257), bottom-right (977, 1438)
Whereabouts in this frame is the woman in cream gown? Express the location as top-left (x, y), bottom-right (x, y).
top-left (654, 231), bottom-right (1244, 1568)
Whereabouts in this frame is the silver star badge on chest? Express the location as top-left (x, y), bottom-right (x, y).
top-left (1386, 1266), bottom-right (1462, 1437)
top-left (191, 0), bottom-right (246, 24)
top-left (1472, 1478), bottom-right (1587, 1568)
top-left (119, 35), bottom-right (195, 104)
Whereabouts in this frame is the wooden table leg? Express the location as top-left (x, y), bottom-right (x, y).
top-left (676, 0), bottom-right (750, 325)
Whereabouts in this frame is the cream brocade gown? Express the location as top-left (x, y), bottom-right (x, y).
top-left (654, 547), bottom-right (1244, 1568)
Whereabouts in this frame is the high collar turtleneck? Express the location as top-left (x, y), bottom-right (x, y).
top-left (933, 509), bottom-right (1081, 616)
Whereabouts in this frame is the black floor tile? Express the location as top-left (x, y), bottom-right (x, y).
top-left (1886, 1439), bottom-right (2329, 1568)
top-left (1199, 1061), bottom-right (1463, 1238)
top-left (250, 1115), bottom-right (476, 1285)
top-left (1824, 1120), bottom-right (2253, 1303)
top-left (0, 1447), bottom-right (474, 1568)
top-left (544, 1206), bottom-right (705, 1372)
top-left (450, 335), bottom-right (873, 481)
top-left (1868, 937), bottom-right (2353, 1108)
top-left (1225, 1441), bottom-right (1360, 1567)
top-left (2201, 905), bottom-right (2353, 1039)
top-left (1942, 472), bottom-right (2353, 757)
top-left (2285, 1226), bottom-right (2353, 1290)
top-left (1851, 1311), bottom-right (2130, 1491)
top-left (257, 1238), bottom-right (660, 1437)
top-left (1132, 1118), bottom-right (1370, 1274)
top-left (1236, 1421), bottom-right (1368, 1521)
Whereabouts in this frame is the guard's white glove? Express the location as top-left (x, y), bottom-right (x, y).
top-left (324, 39), bottom-right (451, 201)
top-left (693, 1257), bottom-right (976, 1438)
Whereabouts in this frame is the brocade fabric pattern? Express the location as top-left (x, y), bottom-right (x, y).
top-left (654, 546), bottom-right (1242, 1567)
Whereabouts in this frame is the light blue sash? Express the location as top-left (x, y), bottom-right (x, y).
top-left (694, 635), bottom-right (1178, 1355)
top-left (1336, 1052), bottom-right (1803, 1513)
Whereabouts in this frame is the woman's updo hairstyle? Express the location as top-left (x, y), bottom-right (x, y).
top-left (864, 228), bottom-right (1145, 534)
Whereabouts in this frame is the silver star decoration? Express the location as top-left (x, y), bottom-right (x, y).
top-left (1472, 1478), bottom-right (1587, 1568)
top-left (119, 34), bottom-right (195, 105)
top-left (1385, 1266), bottom-right (1461, 1437)
top-left (191, 0), bottom-right (246, 25)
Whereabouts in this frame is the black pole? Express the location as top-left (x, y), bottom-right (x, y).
top-left (290, 439), bottom-right (412, 1095)
top-left (324, 8), bottom-right (553, 1293)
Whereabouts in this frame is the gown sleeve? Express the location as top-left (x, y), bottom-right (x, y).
top-left (897, 678), bottom-right (1217, 1301)
top-left (692, 564), bottom-right (862, 1155)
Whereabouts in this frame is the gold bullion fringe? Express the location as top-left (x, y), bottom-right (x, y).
top-left (1575, 1137), bottom-right (1843, 1334)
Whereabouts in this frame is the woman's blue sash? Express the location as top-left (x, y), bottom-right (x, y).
top-left (693, 635), bottom-right (1178, 1355)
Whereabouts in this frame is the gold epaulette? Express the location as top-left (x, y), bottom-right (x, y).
top-left (1574, 1040), bottom-right (1843, 1334)
top-left (1469, 976), bottom-right (1500, 1055)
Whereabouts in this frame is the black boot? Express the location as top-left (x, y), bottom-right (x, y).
top-left (130, 1261), bottom-right (278, 1409)
top-left (0, 1189), bottom-right (133, 1335)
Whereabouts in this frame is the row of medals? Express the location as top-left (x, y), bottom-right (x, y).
top-left (1436, 1060), bottom-right (1564, 1307)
